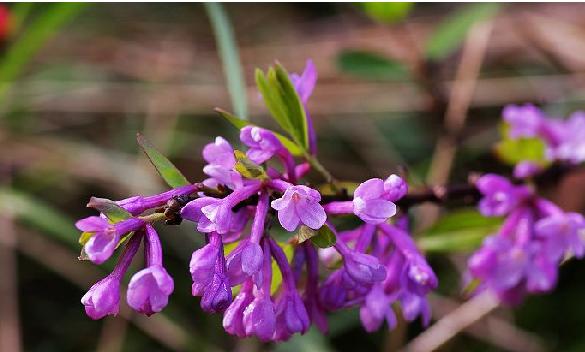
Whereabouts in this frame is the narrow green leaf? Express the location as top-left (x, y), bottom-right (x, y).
top-left (256, 68), bottom-right (291, 131)
top-left (255, 64), bottom-right (309, 150)
top-left (204, 3), bottom-right (248, 119)
top-left (215, 108), bottom-right (304, 156)
top-left (136, 133), bottom-right (190, 188)
top-left (311, 224), bottom-right (337, 248)
top-left (417, 230), bottom-right (489, 252)
top-left (234, 150), bottom-right (268, 180)
top-left (419, 209), bottom-right (502, 252)
top-left (0, 188), bottom-right (77, 248)
top-left (361, 2), bottom-right (413, 24)
top-left (215, 107), bottom-right (248, 129)
top-left (337, 50), bottom-right (408, 80)
top-left (273, 64), bottom-right (309, 149)
top-left (425, 3), bottom-right (499, 60)
top-left (86, 196), bottom-right (131, 223)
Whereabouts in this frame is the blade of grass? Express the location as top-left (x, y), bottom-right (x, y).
top-left (204, 3), bottom-right (248, 120)
top-left (0, 3), bottom-right (87, 106)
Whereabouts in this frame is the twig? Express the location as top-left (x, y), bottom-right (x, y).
top-left (0, 213), bottom-right (21, 352)
top-left (418, 20), bottom-right (494, 231)
top-left (426, 294), bottom-right (545, 352)
top-left (401, 292), bottom-right (500, 352)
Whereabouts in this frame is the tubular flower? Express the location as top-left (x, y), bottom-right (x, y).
top-left (76, 216), bottom-right (145, 264)
top-left (127, 225), bottom-right (174, 316)
top-left (81, 232), bottom-right (142, 319)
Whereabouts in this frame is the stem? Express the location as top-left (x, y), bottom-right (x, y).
top-left (139, 212), bottom-right (166, 223)
top-left (303, 152), bottom-right (338, 190)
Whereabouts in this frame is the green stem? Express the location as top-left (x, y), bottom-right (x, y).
top-left (139, 212), bottom-right (166, 223)
top-left (303, 152), bottom-right (339, 191)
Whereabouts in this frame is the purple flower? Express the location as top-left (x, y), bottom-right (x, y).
top-left (290, 59), bottom-right (317, 104)
top-left (242, 240), bottom-right (276, 341)
top-left (269, 238), bottom-right (310, 340)
top-left (180, 197), bottom-right (220, 233)
top-left (226, 240), bottom-right (264, 285)
top-left (202, 136), bottom-right (242, 189)
top-left (243, 296), bottom-right (276, 341)
top-left (81, 231), bottom-right (142, 319)
top-left (82, 275), bottom-right (121, 320)
top-left (553, 112), bottom-right (585, 163)
top-left (535, 212), bottom-right (585, 260)
top-left (399, 291), bottom-right (431, 326)
top-left (271, 185), bottom-right (326, 231)
top-left (127, 225), bottom-right (174, 316)
top-left (189, 234), bottom-right (221, 296)
top-left (201, 270), bottom-right (232, 313)
top-left (190, 233), bottom-right (232, 312)
top-left (352, 176), bottom-right (403, 224)
top-left (476, 174), bottom-right (530, 217)
top-left (240, 126), bottom-right (286, 164)
top-left (503, 104), bottom-right (544, 139)
top-left (223, 281), bottom-right (254, 337)
top-left (290, 59), bottom-right (318, 154)
top-left (274, 291), bottom-right (310, 341)
top-left (200, 184), bottom-right (260, 235)
top-left (226, 193), bottom-right (269, 284)
top-left (514, 161), bottom-right (542, 179)
top-left (76, 216), bottom-right (145, 264)
top-left (303, 243), bottom-right (328, 333)
top-left (127, 266), bottom-right (174, 315)
top-left (319, 270), bottom-right (349, 311)
top-left (359, 284), bottom-right (396, 332)
top-left (377, 222), bottom-right (438, 300)
top-left (467, 206), bottom-right (563, 304)
top-left (340, 249), bottom-right (386, 286)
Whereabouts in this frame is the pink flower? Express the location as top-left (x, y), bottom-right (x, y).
top-left (271, 185), bottom-right (326, 231)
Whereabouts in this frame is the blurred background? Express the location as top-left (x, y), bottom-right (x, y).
top-left (2, 3), bottom-right (585, 352)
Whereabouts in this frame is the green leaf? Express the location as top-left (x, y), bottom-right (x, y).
top-left (361, 2), bottom-right (413, 23)
top-left (273, 64), bottom-right (309, 148)
top-left (311, 224), bottom-right (337, 248)
top-left (337, 50), bottom-right (408, 80)
top-left (233, 150), bottom-right (268, 180)
top-left (86, 197), bottom-right (131, 223)
top-left (255, 64), bottom-right (309, 150)
top-left (0, 188), bottom-right (78, 248)
top-left (425, 3), bottom-right (500, 60)
top-left (295, 225), bottom-right (317, 244)
top-left (136, 133), bottom-right (190, 188)
top-left (215, 108), bottom-right (304, 156)
top-left (418, 209), bottom-right (502, 252)
top-left (204, 3), bottom-right (248, 120)
top-left (495, 137), bottom-right (548, 166)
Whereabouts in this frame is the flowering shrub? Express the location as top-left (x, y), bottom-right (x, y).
top-left (75, 60), bottom-right (585, 342)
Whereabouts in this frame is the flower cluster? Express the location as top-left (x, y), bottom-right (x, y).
top-left (74, 58), bottom-right (585, 343)
top-left (468, 174), bottom-right (585, 304)
top-left (74, 60), bottom-right (437, 341)
top-left (503, 104), bottom-right (585, 177)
